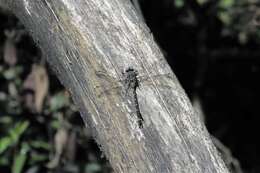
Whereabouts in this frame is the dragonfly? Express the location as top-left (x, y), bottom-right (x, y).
top-left (93, 68), bottom-right (174, 128)
top-left (93, 68), bottom-right (174, 98)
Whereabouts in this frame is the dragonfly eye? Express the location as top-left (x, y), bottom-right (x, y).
top-left (125, 68), bottom-right (138, 77)
top-left (125, 67), bottom-right (134, 72)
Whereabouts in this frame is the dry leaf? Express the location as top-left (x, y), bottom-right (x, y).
top-left (33, 65), bottom-right (49, 113)
top-left (23, 64), bottom-right (49, 113)
top-left (55, 128), bottom-right (68, 157)
top-left (23, 68), bottom-right (35, 111)
top-left (65, 131), bottom-right (76, 162)
top-left (8, 82), bottom-right (18, 97)
top-left (47, 127), bottom-right (68, 169)
top-left (3, 30), bottom-right (17, 66)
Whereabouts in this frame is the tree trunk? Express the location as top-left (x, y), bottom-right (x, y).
top-left (0, 0), bottom-right (229, 172)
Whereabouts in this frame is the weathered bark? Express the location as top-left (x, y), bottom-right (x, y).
top-left (0, 0), bottom-right (229, 172)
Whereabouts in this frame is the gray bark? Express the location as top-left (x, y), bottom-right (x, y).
top-left (0, 0), bottom-right (229, 172)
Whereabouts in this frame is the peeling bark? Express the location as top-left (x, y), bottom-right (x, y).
top-left (0, 0), bottom-right (230, 172)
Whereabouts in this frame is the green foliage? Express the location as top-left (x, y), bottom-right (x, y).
top-left (0, 116), bottom-right (12, 124)
top-left (0, 137), bottom-right (12, 154)
top-left (11, 143), bottom-right (29, 173)
top-left (30, 140), bottom-right (51, 150)
top-left (85, 163), bottom-right (102, 173)
top-left (49, 92), bottom-right (70, 112)
top-left (196, 0), bottom-right (208, 5)
top-left (217, 0), bottom-right (235, 25)
top-left (2, 66), bottom-right (23, 81)
top-left (10, 121), bottom-right (30, 144)
top-left (0, 48), bottom-right (91, 172)
top-left (0, 51), bottom-right (108, 172)
top-left (218, 0), bottom-right (234, 8)
top-left (216, 0), bottom-right (260, 43)
top-left (174, 0), bottom-right (184, 8)
top-left (0, 121), bottom-right (29, 154)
